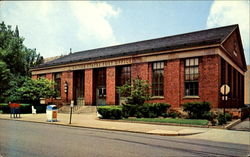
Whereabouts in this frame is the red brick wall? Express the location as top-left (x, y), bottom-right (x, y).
top-left (32, 75), bottom-right (37, 80)
top-left (147, 56), bottom-right (220, 108)
top-left (46, 73), bottom-right (53, 80)
top-left (147, 60), bottom-right (181, 106)
top-left (180, 55), bottom-right (220, 108)
top-left (84, 69), bottom-right (93, 105)
top-left (199, 55), bottom-right (220, 108)
top-left (165, 59), bottom-right (181, 108)
top-left (106, 67), bottom-right (116, 105)
top-left (61, 71), bottom-right (74, 103)
top-left (131, 63), bottom-right (149, 80)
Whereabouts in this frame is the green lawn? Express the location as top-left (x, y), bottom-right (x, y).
top-left (126, 118), bottom-right (209, 126)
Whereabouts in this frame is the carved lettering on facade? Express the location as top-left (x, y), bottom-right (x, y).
top-left (71, 59), bottom-right (132, 70)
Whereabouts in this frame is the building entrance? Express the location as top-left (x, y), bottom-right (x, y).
top-left (94, 68), bottom-right (106, 106)
top-left (73, 70), bottom-right (84, 106)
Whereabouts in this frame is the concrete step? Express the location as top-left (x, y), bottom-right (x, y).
top-left (58, 106), bottom-right (97, 114)
top-left (74, 106), bottom-right (97, 114)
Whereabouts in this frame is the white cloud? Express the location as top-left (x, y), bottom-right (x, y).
top-left (207, 1), bottom-right (250, 64)
top-left (0, 1), bottom-right (120, 57)
top-left (69, 1), bottom-right (120, 46)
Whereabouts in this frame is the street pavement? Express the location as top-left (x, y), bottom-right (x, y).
top-left (0, 113), bottom-right (249, 146)
top-left (0, 119), bottom-right (249, 157)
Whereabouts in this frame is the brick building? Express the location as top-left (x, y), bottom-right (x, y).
top-left (31, 24), bottom-right (247, 109)
top-left (245, 65), bottom-right (250, 106)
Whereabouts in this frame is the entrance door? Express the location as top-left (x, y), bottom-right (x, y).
top-left (96, 87), bottom-right (106, 106)
top-left (74, 70), bottom-right (84, 106)
top-left (94, 68), bottom-right (106, 106)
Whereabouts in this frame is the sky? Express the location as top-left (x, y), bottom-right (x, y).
top-left (0, 1), bottom-right (249, 64)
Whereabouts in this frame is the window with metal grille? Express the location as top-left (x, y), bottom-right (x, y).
top-left (152, 62), bottom-right (164, 96)
top-left (117, 66), bottom-right (131, 86)
top-left (185, 58), bottom-right (199, 96)
top-left (54, 73), bottom-right (61, 97)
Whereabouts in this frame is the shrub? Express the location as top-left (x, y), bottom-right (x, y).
top-left (202, 111), bottom-right (212, 120)
top-left (110, 107), bottom-right (123, 119)
top-left (225, 113), bottom-right (232, 121)
top-left (162, 113), bottom-right (168, 118)
top-left (183, 101), bottom-right (211, 119)
top-left (136, 103), bottom-right (150, 118)
top-left (202, 111), bottom-right (217, 126)
top-left (122, 104), bottom-right (138, 118)
top-left (217, 113), bottom-right (227, 125)
top-left (0, 103), bottom-right (10, 113)
top-left (167, 110), bottom-right (181, 118)
top-left (154, 103), bottom-right (171, 116)
top-left (97, 106), bottom-right (122, 119)
top-left (135, 111), bottom-right (143, 118)
top-left (117, 77), bottom-right (151, 106)
top-left (134, 103), bottom-right (171, 118)
top-left (148, 112), bottom-right (158, 118)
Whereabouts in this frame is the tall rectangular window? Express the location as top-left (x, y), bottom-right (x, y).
top-left (54, 73), bottom-right (61, 98)
top-left (96, 68), bottom-right (106, 88)
top-left (185, 58), bottom-right (199, 96)
top-left (117, 66), bottom-right (131, 86)
top-left (152, 62), bottom-right (164, 96)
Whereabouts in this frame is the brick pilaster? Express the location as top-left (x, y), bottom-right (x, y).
top-left (131, 63), bottom-right (149, 80)
top-left (61, 71), bottom-right (74, 103)
top-left (106, 67), bottom-right (116, 105)
top-left (84, 69), bottom-right (94, 105)
top-left (165, 59), bottom-right (181, 108)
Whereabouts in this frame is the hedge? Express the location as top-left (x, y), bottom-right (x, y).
top-left (123, 103), bottom-right (171, 118)
top-left (183, 101), bottom-right (211, 119)
top-left (97, 106), bottom-right (123, 119)
top-left (122, 104), bottom-right (137, 118)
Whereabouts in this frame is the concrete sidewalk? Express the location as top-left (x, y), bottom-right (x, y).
top-left (0, 113), bottom-right (249, 145)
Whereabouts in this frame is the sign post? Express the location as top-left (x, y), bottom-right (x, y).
top-left (220, 84), bottom-right (230, 115)
top-left (69, 100), bottom-right (74, 124)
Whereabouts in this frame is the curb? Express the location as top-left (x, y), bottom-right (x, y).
top-left (0, 117), bottom-right (204, 136)
top-left (225, 119), bottom-right (242, 130)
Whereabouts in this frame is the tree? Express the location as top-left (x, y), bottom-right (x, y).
top-left (117, 76), bottom-right (151, 105)
top-left (23, 48), bottom-right (44, 76)
top-left (5, 77), bottom-right (57, 105)
top-left (0, 21), bottom-right (43, 76)
top-left (0, 21), bottom-right (44, 102)
top-left (0, 22), bottom-right (26, 75)
top-left (0, 61), bottom-right (11, 98)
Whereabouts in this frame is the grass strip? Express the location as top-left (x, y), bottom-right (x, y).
top-left (126, 118), bottom-right (208, 125)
